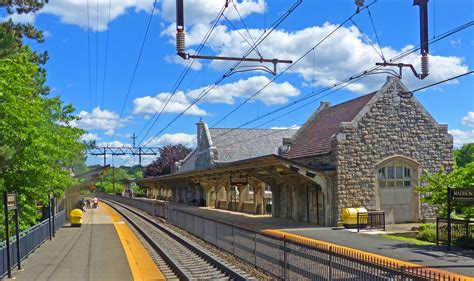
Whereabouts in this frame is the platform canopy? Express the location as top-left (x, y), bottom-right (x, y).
top-left (136, 154), bottom-right (329, 188)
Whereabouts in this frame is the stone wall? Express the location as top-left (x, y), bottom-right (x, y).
top-left (333, 77), bottom-right (453, 222)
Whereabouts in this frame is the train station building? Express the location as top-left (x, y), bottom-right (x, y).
top-left (137, 76), bottom-right (454, 226)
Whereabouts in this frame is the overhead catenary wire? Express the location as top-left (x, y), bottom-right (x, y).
top-left (366, 5), bottom-right (385, 61)
top-left (209, 20), bottom-right (474, 145)
top-left (137, 0), bottom-right (303, 149)
top-left (86, 0), bottom-right (92, 113)
top-left (117, 0), bottom-right (157, 119)
top-left (100, 0), bottom-right (112, 108)
top-left (210, 1), bottom-right (378, 130)
top-left (115, 0), bottom-right (303, 166)
top-left (134, 2), bottom-right (229, 146)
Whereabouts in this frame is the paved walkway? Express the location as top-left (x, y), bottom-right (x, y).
top-left (173, 204), bottom-right (474, 277)
top-left (10, 202), bottom-right (163, 281)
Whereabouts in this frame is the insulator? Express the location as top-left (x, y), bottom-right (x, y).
top-left (176, 31), bottom-right (185, 54)
top-left (421, 54), bottom-right (429, 77)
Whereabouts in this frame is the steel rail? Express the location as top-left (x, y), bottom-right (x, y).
top-left (102, 199), bottom-right (248, 281)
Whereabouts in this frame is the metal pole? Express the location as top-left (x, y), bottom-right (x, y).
top-left (48, 194), bottom-right (52, 240)
top-left (436, 217), bottom-right (439, 245)
top-left (15, 192), bottom-right (21, 270)
top-left (283, 236), bottom-right (288, 280)
top-left (447, 187), bottom-right (451, 250)
top-left (51, 197), bottom-right (56, 238)
top-left (4, 191), bottom-right (12, 278)
top-left (254, 227), bottom-right (257, 268)
top-left (112, 158), bottom-right (116, 195)
top-left (328, 246), bottom-right (333, 281)
top-left (103, 147), bottom-right (106, 166)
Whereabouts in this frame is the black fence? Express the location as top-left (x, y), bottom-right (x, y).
top-left (0, 210), bottom-right (66, 278)
top-left (100, 194), bottom-right (469, 280)
top-left (436, 218), bottom-right (473, 249)
top-left (357, 211), bottom-right (386, 232)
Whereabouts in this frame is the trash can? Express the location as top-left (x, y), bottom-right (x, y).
top-left (342, 207), bottom-right (367, 229)
top-left (70, 209), bottom-right (83, 227)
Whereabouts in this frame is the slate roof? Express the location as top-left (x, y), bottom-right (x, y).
top-left (209, 128), bottom-right (297, 163)
top-left (286, 92), bottom-right (376, 159)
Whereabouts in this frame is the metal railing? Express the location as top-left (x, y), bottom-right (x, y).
top-left (99, 194), bottom-right (469, 280)
top-left (357, 210), bottom-right (386, 232)
top-left (0, 210), bottom-right (66, 278)
top-left (436, 218), bottom-right (473, 249)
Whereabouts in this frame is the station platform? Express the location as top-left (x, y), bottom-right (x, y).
top-left (172, 204), bottom-right (474, 277)
top-left (9, 202), bottom-right (163, 281)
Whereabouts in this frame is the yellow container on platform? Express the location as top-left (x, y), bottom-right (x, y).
top-left (70, 209), bottom-right (83, 227)
top-left (342, 207), bottom-right (367, 229)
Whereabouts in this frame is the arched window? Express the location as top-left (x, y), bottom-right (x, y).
top-left (377, 159), bottom-right (416, 188)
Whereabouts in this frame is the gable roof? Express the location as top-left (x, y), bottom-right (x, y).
top-left (209, 128), bottom-right (297, 163)
top-left (286, 92), bottom-right (376, 159)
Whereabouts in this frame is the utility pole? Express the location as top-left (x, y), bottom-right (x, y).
top-left (131, 133), bottom-right (137, 148)
top-left (112, 156), bottom-right (116, 195)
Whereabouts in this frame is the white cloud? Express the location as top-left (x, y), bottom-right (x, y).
top-left (81, 132), bottom-right (101, 142)
top-left (270, 124), bottom-right (301, 130)
top-left (40, 0), bottom-right (155, 32)
top-left (186, 76), bottom-right (300, 106)
top-left (449, 38), bottom-right (462, 47)
top-left (72, 107), bottom-right (129, 135)
top-left (97, 140), bottom-right (132, 147)
top-left (0, 12), bottom-right (36, 24)
top-left (133, 92), bottom-right (208, 116)
top-left (462, 112), bottom-right (474, 128)
top-left (133, 76), bottom-right (299, 117)
top-left (449, 129), bottom-right (474, 147)
top-left (160, 0), bottom-right (265, 26)
top-left (164, 23), bottom-right (468, 94)
top-left (145, 133), bottom-right (196, 147)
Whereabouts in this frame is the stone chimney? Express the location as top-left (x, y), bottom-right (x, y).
top-left (196, 118), bottom-right (205, 148)
top-left (278, 137), bottom-right (293, 155)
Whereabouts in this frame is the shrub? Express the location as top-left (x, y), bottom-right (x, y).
top-left (416, 224), bottom-right (437, 243)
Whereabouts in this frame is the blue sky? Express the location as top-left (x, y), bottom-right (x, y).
top-left (2, 0), bottom-right (473, 166)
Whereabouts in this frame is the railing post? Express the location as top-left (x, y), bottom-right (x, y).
top-left (51, 197), bottom-right (56, 238)
top-left (283, 236), bottom-right (288, 280)
top-left (3, 191), bottom-right (12, 279)
top-left (400, 265), bottom-right (406, 281)
top-left (436, 217), bottom-right (439, 245)
top-left (15, 192), bottom-right (21, 270)
top-left (328, 246), bottom-right (333, 281)
top-left (48, 194), bottom-right (52, 241)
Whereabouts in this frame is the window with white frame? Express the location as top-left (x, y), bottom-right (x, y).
top-left (377, 160), bottom-right (415, 188)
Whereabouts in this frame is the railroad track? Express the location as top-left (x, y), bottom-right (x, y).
top-left (102, 199), bottom-right (250, 281)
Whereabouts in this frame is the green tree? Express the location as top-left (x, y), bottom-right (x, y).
top-left (417, 163), bottom-right (474, 219)
top-left (0, 47), bottom-right (85, 238)
top-left (454, 143), bottom-right (473, 168)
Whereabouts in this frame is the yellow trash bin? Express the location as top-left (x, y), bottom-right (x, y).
top-left (342, 207), bottom-right (367, 229)
top-left (70, 209), bottom-right (83, 227)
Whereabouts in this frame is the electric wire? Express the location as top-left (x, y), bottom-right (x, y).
top-left (115, 0), bottom-right (302, 166)
top-left (350, 17), bottom-right (385, 61)
top-left (232, 0), bottom-right (263, 58)
top-left (409, 70), bottom-right (473, 93)
top-left (134, 3), bottom-right (229, 146)
top-left (95, 0), bottom-right (99, 107)
top-left (210, 1), bottom-right (378, 130)
top-left (100, 0), bottom-right (112, 108)
top-left (366, 5), bottom-right (385, 60)
top-left (117, 0), bottom-right (157, 119)
top-left (86, 0), bottom-right (92, 113)
top-left (209, 20), bottom-right (474, 145)
top-left (137, 0), bottom-right (303, 149)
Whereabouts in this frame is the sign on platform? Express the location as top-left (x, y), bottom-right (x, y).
top-left (450, 188), bottom-right (474, 202)
top-left (7, 193), bottom-right (17, 211)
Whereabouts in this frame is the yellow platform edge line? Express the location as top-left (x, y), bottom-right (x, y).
top-left (262, 229), bottom-right (473, 281)
top-left (101, 202), bottom-right (165, 281)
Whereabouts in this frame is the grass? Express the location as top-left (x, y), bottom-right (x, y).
top-left (381, 234), bottom-right (436, 246)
